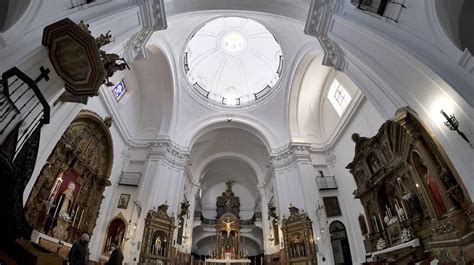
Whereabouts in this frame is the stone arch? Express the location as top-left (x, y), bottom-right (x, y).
top-left (24, 110), bottom-right (113, 243)
top-left (133, 44), bottom-right (176, 138)
top-left (433, 0), bottom-right (474, 52)
top-left (186, 116), bottom-right (275, 151)
top-left (101, 212), bottom-right (127, 255)
top-left (194, 152), bottom-right (263, 184)
top-left (0, 0), bottom-right (32, 33)
top-left (287, 48), bottom-right (327, 143)
top-left (329, 220), bottom-right (352, 265)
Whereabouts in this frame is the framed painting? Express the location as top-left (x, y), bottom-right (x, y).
top-left (117, 194), bottom-right (131, 209)
top-left (323, 196), bottom-right (342, 217)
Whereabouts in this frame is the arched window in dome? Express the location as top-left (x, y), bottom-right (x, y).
top-left (327, 79), bottom-right (352, 117)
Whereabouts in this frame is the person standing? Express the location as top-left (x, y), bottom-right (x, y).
top-left (105, 240), bottom-right (124, 265)
top-left (68, 232), bottom-right (89, 265)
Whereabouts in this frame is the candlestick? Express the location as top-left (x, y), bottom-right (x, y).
top-left (53, 195), bottom-right (63, 218)
top-left (72, 205), bottom-right (79, 227)
top-left (373, 216), bottom-right (379, 232)
top-left (77, 209), bottom-right (84, 229)
top-left (378, 214), bottom-right (384, 231)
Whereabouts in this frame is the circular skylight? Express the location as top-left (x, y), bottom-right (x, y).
top-left (184, 17), bottom-right (283, 106)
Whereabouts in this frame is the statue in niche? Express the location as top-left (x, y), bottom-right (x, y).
top-left (413, 153), bottom-right (447, 217)
top-left (58, 182), bottom-right (76, 220)
top-left (154, 236), bottom-right (162, 256)
top-left (355, 170), bottom-right (365, 184)
top-left (367, 153), bottom-right (382, 174)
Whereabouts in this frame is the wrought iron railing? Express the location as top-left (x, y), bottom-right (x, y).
top-left (350, 0), bottom-right (406, 23)
top-left (199, 213), bottom-right (257, 226)
top-left (1, 67), bottom-right (50, 160)
top-left (118, 171), bottom-right (142, 186)
top-left (316, 176), bottom-right (338, 190)
top-left (0, 66), bottom-right (50, 245)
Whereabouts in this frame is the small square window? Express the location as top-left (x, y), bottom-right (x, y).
top-left (112, 81), bottom-right (126, 101)
top-left (327, 80), bottom-right (352, 116)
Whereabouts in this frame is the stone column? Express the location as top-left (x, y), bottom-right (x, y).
top-left (182, 182), bottom-right (200, 253)
top-left (134, 142), bottom-right (189, 254)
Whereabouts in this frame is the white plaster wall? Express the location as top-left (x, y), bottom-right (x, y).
top-left (328, 98), bottom-right (385, 264)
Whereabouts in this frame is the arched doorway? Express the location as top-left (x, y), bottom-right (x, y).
top-left (24, 110), bottom-right (113, 243)
top-left (102, 214), bottom-right (127, 255)
top-left (329, 221), bottom-right (352, 265)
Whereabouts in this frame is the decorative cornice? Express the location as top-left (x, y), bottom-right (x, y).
top-left (325, 149), bottom-right (337, 165)
top-left (123, 0), bottom-right (167, 62)
top-left (267, 142), bottom-right (312, 169)
top-left (304, 0), bottom-right (347, 71)
top-left (147, 139), bottom-right (191, 167)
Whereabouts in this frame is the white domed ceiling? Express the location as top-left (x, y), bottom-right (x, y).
top-left (184, 17), bottom-right (283, 106)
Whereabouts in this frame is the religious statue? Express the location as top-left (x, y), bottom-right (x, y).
top-left (58, 182), bottom-right (76, 220)
top-left (178, 196), bottom-right (190, 219)
top-left (154, 236), bottom-right (162, 256)
top-left (223, 219), bottom-right (236, 237)
top-left (367, 153), bottom-right (382, 173)
top-left (77, 20), bottom-right (91, 34)
top-left (100, 50), bottom-right (130, 86)
top-left (95, 31), bottom-right (112, 48)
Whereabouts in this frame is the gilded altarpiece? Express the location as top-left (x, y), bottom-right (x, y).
top-left (139, 203), bottom-right (176, 265)
top-left (25, 110), bottom-right (113, 243)
top-left (347, 108), bottom-right (474, 264)
top-left (282, 206), bottom-right (317, 265)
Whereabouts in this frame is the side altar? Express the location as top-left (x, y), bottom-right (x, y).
top-left (139, 202), bottom-right (176, 265)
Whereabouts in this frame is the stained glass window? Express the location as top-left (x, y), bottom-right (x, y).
top-left (112, 81), bottom-right (126, 101)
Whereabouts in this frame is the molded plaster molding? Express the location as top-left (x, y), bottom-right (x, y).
top-left (304, 0), bottom-right (347, 71)
top-left (123, 0), bottom-right (167, 62)
top-left (147, 139), bottom-right (191, 167)
top-left (268, 142), bottom-right (312, 169)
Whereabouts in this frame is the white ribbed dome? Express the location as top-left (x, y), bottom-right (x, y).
top-left (184, 17), bottom-right (283, 106)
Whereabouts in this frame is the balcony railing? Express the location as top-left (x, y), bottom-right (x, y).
top-left (316, 176), bottom-right (338, 190)
top-left (118, 171), bottom-right (142, 186)
top-left (199, 213), bottom-right (257, 226)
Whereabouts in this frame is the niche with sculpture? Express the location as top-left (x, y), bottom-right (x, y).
top-left (347, 108), bottom-right (474, 263)
top-left (281, 205), bottom-right (317, 265)
top-left (139, 202), bottom-right (176, 265)
top-left (25, 110), bottom-right (113, 243)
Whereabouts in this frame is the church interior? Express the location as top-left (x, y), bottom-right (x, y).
top-left (0, 0), bottom-right (473, 264)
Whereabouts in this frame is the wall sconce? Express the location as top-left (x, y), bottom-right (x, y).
top-left (440, 110), bottom-right (472, 147)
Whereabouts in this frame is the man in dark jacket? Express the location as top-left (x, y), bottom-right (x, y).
top-left (105, 240), bottom-right (124, 265)
top-left (68, 232), bottom-right (89, 265)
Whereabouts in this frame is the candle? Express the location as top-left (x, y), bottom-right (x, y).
top-left (54, 195), bottom-right (64, 218)
top-left (72, 205), bottom-right (79, 227)
top-left (373, 216), bottom-right (379, 232)
top-left (378, 214), bottom-right (384, 231)
top-left (77, 209), bottom-right (84, 229)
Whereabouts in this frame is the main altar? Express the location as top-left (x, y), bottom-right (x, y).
top-left (205, 181), bottom-right (251, 265)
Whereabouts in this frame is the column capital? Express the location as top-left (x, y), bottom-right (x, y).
top-left (268, 142), bottom-right (312, 169)
top-left (147, 140), bottom-right (190, 167)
